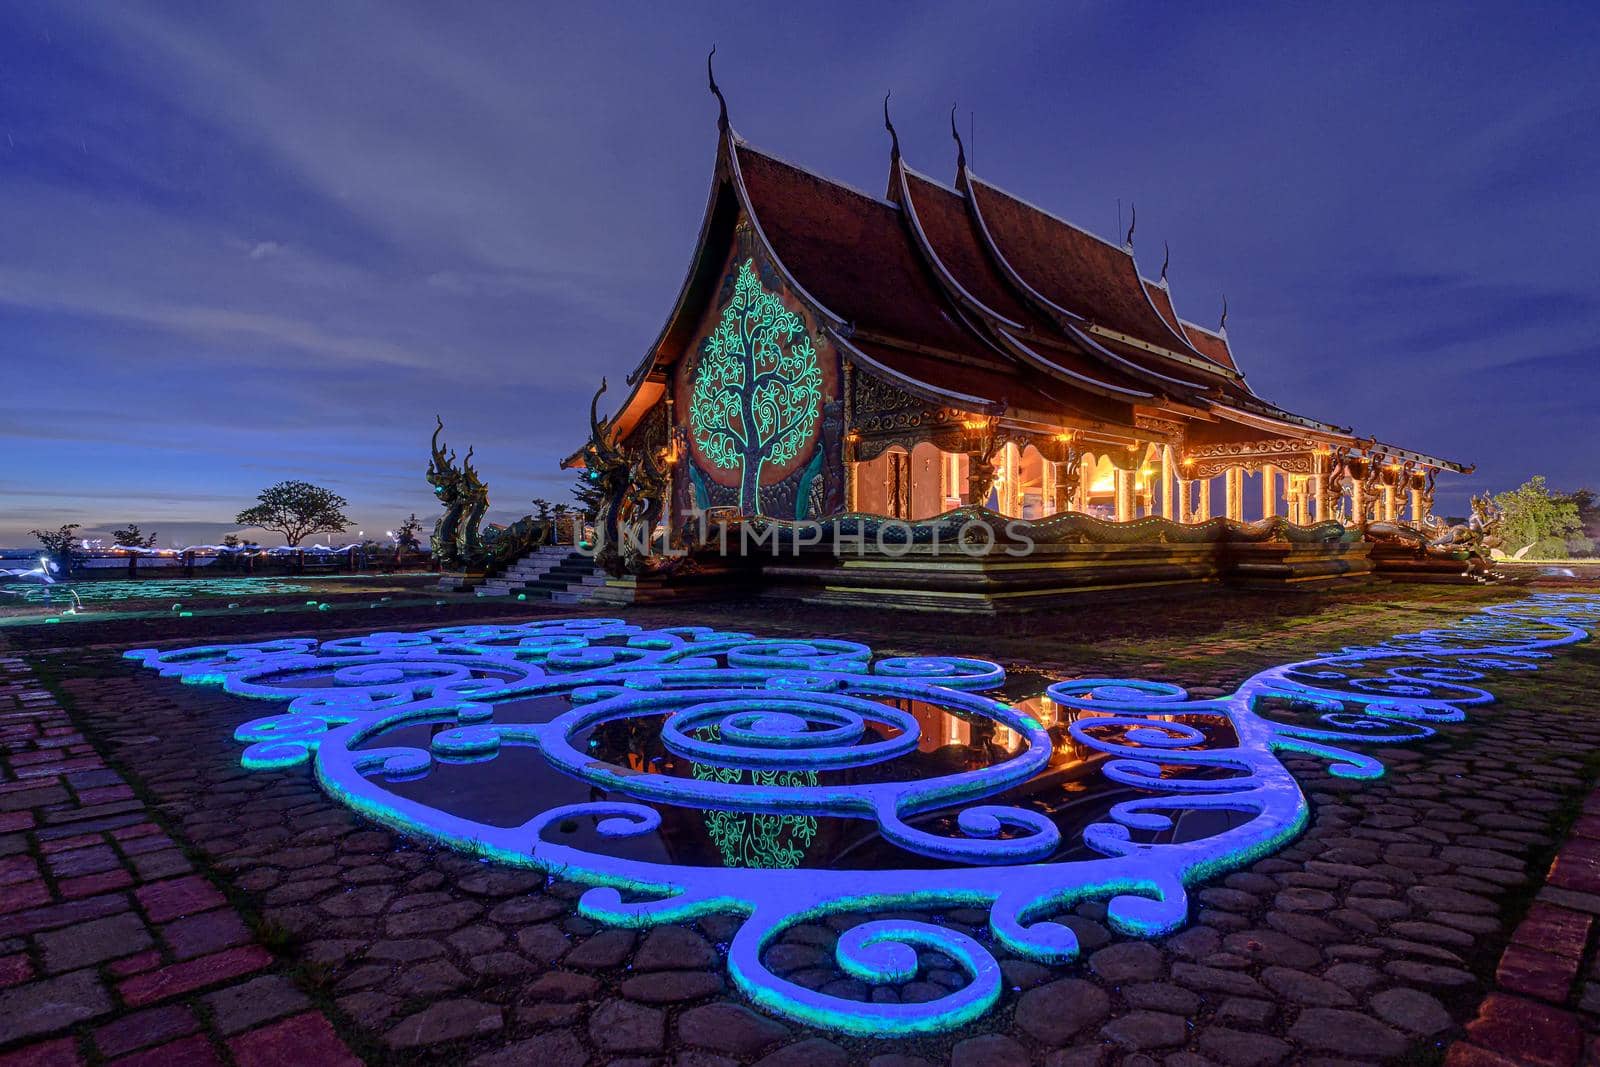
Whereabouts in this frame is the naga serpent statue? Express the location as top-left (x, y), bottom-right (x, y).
top-left (579, 380), bottom-right (692, 579)
top-left (1366, 492), bottom-right (1505, 567)
top-left (427, 417), bottom-right (546, 575)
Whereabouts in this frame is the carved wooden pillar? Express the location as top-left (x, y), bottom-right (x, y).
top-left (1261, 463), bottom-right (1277, 519)
top-left (1222, 468), bottom-right (1239, 521)
top-left (1313, 456), bottom-right (1327, 521)
top-left (1114, 469), bottom-right (1134, 522)
top-left (1410, 488), bottom-right (1426, 524)
top-left (1002, 445), bottom-right (1020, 517)
top-left (1197, 478), bottom-right (1212, 521)
top-left (1161, 446), bottom-right (1175, 519)
top-left (967, 450), bottom-right (997, 508)
top-left (1349, 477), bottom-right (1365, 528)
top-left (1079, 457), bottom-right (1094, 513)
top-left (845, 441), bottom-right (859, 512)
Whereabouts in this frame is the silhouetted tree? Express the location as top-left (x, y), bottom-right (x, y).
top-left (111, 525), bottom-right (159, 548)
top-left (235, 481), bottom-right (352, 547)
top-left (29, 524), bottom-right (81, 578)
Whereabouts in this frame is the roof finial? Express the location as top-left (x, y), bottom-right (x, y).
top-left (950, 103), bottom-right (966, 172)
top-left (1159, 241), bottom-right (1170, 286)
top-left (883, 90), bottom-right (899, 161)
top-left (1219, 294), bottom-right (1229, 334)
top-left (1124, 203), bottom-right (1136, 249)
top-left (707, 46), bottom-right (728, 131)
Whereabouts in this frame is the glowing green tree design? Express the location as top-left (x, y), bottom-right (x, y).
top-left (690, 259), bottom-right (823, 514)
top-left (692, 728), bottom-right (819, 870)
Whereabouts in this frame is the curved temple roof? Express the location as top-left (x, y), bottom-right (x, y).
top-left (578, 100), bottom-right (1467, 475)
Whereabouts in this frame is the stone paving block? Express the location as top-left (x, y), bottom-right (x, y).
top-left (1288, 1007), bottom-right (1408, 1059)
top-left (107, 949), bottom-right (162, 978)
top-left (1515, 901), bottom-right (1595, 959)
top-left (0, 1037), bottom-right (80, 1067)
top-left (677, 1002), bottom-right (788, 1056)
top-left (117, 837), bottom-right (171, 859)
top-left (949, 1034), bottom-right (1028, 1067)
top-left (58, 868), bottom-right (134, 899)
top-left (0, 855), bottom-right (38, 886)
top-left (384, 997), bottom-right (503, 1049)
top-left (0, 880), bottom-right (50, 916)
top-left (591, 997), bottom-right (668, 1054)
top-left (1014, 977), bottom-right (1110, 1043)
top-left (40, 834), bottom-right (106, 856)
top-left (229, 1011), bottom-right (361, 1067)
top-left (94, 1003), bottom-right (201, 1057)
top-left (0, 967), bottom-right (113, 1040)
top-left (134, 875), bottom-right (226, 924)
top-left (107, 1032), bottom-right (223, 1067)
top-left (1497, 942), bottom-right (1580, 1003)
top-left (471, 1030), bottom-right (589, 1067)
top-left (37, 911), bottom-right (152, 972)
top-left (202, 973), bottom-right (311, 1035)
top-left (46, 845), bottom-right (121, 878)
top-left (0, 951), bottom-right (32, 989)
top-left (1463, 992), bottom-right (1582, 1067)
top-left (160, 908), bottom-right (250, 960)
top-left (129, 850), bottom-right (193, 880)
top-left (1537, 885), bottom-right (1600, 915)
top-left (118, 945), bottom-right (273, 1007)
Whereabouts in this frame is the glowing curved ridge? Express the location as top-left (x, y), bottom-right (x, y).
top-left (124, 594), bottom-right (1600, 1036)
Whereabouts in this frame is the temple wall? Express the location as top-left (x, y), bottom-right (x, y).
top-left (668, 220), bottom-right (844, 525)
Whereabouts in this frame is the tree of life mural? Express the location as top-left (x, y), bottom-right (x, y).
top-left (689, 259), bottom-right (823, 514)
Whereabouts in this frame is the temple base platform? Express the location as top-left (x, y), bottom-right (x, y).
top-left (760, 539), bottom-right (1374, 614)
top-left (436, 570), bottom-right (486, 592)
top-left (1367, 545), bottom-right (1487, 585)
top-left (583, 561), bottom-right (756, 607)
top-left (592, 509), bottom-right (1514, 614)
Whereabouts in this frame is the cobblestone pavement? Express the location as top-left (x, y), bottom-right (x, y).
top-left (3, 584), bottom-right (1600, 1065)
top-left (0, 653), bottom-right (360, 1066)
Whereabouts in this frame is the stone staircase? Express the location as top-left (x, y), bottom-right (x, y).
top-left (474, 546), bottom-right (604, 603)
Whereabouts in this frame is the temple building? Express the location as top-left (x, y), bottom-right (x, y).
top-left (570, 73), bottom-right (1471, 607)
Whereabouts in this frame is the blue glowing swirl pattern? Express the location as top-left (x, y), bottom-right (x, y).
top-left (124, 594), bottom-right (1600, 1036)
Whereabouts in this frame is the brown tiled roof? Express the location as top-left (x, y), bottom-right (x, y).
top-left (735, 144), bottom-right (1008, 372)
top-left (844, 337), bottom-right (1132, 426)
top-left (1145, 280), bottom-right (1182, 336)
top-left (898, 167), bottom-right (1159, 400)
top-left (900, 170), bottom-right (1033, 326)
top-left (967, 178), bottom-right (1200, 356)
top-left (1181, 321), bottom-right (1239, 372)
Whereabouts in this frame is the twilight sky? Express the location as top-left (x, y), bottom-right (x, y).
top-left (2, 2), bottom-right (1597, 546)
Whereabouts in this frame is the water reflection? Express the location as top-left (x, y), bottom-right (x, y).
top-left (370, 660), bottom-right (1241, 872)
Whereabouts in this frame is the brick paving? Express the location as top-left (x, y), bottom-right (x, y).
top-left (1447, 789), bottom-right (1600, 1066)
top-left (2, 584), bottom-right (1599, 1064)
top-left (0, 651), bottom-right (359, 1066)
